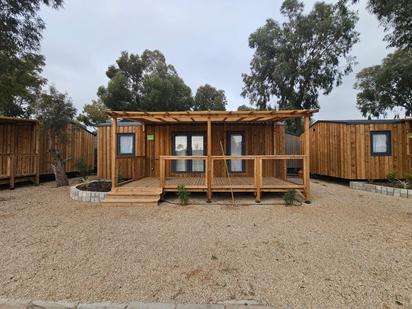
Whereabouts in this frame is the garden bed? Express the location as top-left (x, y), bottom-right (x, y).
top-left (70, 180), bottom-right (111, 202)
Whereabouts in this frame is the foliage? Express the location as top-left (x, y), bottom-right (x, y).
top-left (237, 105), bottom-right (256, 111)
top-left (406, 173), bottom-right (412, 185)
top-left (0, 53), bottom-right (45, 117)
top-left (354, 49), bottom-right (412, 118)
top-left (283, 189), bottom-right (297, 206)
top-left (386, 172), bottom-right (398, 183)
top-left (177, 184), bottom-right (190, 206)
top-left (242, 0), bottom-right (359, 131)
top-left (194, 84), bottom-right (227, 111)
top-left (77, 99), bottom-right (108, 127)
top-left (352, 0), bottom-right (412, 48)
top-left (98, 50), bottom-right (193, 112)
top-left (76, 159), bottom-right (90, 182)
top-left (0, 0), bottom-right (63, 117)
top-left (32, 86), bottom-right (76, 187)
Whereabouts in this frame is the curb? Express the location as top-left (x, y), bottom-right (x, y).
top-left (350, 181), bottom-right (412, 199)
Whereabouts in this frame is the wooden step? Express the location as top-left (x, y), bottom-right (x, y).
top-left (102, 198), bottom-right (159, 207)
top-left (106, 192), bottom-right (160, 199)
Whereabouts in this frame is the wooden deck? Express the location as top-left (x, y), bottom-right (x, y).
top-left (120, 176), bottom-right (303, 192)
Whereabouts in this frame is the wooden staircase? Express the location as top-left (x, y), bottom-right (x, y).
top-left (102, 187), bottom-right (162, 207)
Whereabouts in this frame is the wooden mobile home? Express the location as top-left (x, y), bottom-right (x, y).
top-left (99, 109), bottom-right (317, 206)
top-left (309, 119), bottom-right (412, 180)
top-left (0, 117), bottom-right (96, 188)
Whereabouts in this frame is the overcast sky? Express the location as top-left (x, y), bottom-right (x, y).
top-left (40, 0), bottom-right (392, 121)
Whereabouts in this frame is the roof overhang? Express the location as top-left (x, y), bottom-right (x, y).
top-left (106, 109), bottom-right (318, 124)
top-left (0, 116), bottom-right (38, 124)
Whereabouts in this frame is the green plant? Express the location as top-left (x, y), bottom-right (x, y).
top-left (405, 173), bottom-right (412, 186)
top-left (177, 184), bottom-right (190, 206)
top-left (386, 172), bottom-right (398, 183)
top-left (283, 189), bottom-right (296, 206)
top-left (76, 159), bottom-right (90, 182)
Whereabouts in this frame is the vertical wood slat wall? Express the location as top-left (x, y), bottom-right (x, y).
top-left (97, 122), bottom-right (286, 180)
top-left (0, 119), bottom-right (96, 186)
top-left (309, 121), bottom-right (412, 180)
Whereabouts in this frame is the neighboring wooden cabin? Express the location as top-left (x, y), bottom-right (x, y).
top-left (0, 117), bottom-right (96, 188)
top-left (309, 119), bottom-right (412, 180)
top-left (98, 110), bottom-right (317, 206)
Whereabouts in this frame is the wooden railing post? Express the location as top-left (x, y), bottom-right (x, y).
top-left (111, 117), bottom-right (117, 188)
top-left (207, 119), bottom-right (212, 202)
top-left (254, 157), bottom-right (262, 203)
top-left (303, 116), bottom-right (311, 202)
top-left (159, 156), bottom-right (165, 189)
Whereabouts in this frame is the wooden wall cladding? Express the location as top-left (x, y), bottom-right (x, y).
top-left (309, 121), bottom-right (412, 180)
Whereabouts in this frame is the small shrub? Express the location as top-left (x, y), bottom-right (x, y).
top-left (386, 172), bottom-right (398, 183)
top-left (76, 159), bottom-right (90, 182)
top-left (406, 173), bottom-right (412, 186)
top-left (283, 189), bottom-right (296, 206)
top-left (177, 184), bottom-right (190, 206)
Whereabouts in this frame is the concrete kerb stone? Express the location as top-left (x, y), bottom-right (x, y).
top-left (69, 180), bottom-right (109, 203)
top-left (350, 181), bottom-right (412, 199)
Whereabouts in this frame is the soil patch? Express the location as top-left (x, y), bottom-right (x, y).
top-left (76, 180), bottom-right (111, 192)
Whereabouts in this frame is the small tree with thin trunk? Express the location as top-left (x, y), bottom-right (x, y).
top-left (33, 86), bottom-right (77, 187)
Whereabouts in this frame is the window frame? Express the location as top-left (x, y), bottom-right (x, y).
top-left (172, 132), bottom-right (206, 173)
top-left (117, 133), bottom-right (136, 156)
top-left (370, 130), bottom-right (392, 156)
top-left (227, 131), bottom-right (246, 173)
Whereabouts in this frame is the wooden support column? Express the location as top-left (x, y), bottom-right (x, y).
top-left (111, 116), bottom-right (118, 189)
top-left (207, 119), bottom-right (212, 202)
top-left (255, 157), bottom-right (262, 203)
top-left (303, 116), bottom-right (311, 202)
top-left (34, 122), bottom-right (40, 185)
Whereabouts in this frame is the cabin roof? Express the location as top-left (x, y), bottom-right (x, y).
top-left (96, 120), bottom-right (143, 127)
top-left (0, 116), bottom-right (38, 124)
top-left (106, 109), bottom-right (318, 123)
top-left (313, 119), bottom-right (407, 126)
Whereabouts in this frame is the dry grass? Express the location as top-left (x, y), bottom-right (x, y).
top-left (0, 179), bottom-right (411, 308)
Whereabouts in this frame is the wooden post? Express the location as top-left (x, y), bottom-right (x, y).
top-left (111, 116), bottom-right (117, 189)
top-left (303, 115), bottom-right (311, 202)
top-left (207, 119), bottom-right (212, 202)
top-left (34, 122), bottom-right (40, 185)
top-left (159, 157), bottom-right (165, 189)
top-left (255, 157), bottom-right (262, 203)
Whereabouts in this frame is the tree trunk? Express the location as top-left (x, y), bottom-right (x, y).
top-left (48, 131), bottom-right (69, 187)
top-left (50, 150), bottom-right (69, 187)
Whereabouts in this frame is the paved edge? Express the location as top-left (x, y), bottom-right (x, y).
top-left (0, 299), bottom-right (274, 309)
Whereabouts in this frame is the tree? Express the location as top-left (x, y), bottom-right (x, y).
top-left (0, 0), bottom-right (63, 117)
top-left (33, 86), bottom-right (77, 187)
top-left (99, 50), bottom-right (193, 112)
top-left (237, 105), bottom-right (256, 111)
top-left (354, 49), bottom-right (412, 118)
top-left (242, 0), bottom-right (359, 131)
top-left (352, 0), bottom-right (412, 48)
top-left (77, 99), bottom-right (109, 127)
top-left (194, 84), bottom-right (227, 111)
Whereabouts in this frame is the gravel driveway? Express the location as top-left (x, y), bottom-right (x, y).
top-left (0, 179), bottom-right (411, 308)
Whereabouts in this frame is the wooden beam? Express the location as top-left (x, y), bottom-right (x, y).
top-left (207, 119), bottom-right (212, 202)
top-left (111, 117), bottom-right (117, 188)
top-left (303, 115), bottom-right (310, 202)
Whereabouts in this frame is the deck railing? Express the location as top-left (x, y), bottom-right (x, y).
top-left (159, 154), bottom-right (308, 201)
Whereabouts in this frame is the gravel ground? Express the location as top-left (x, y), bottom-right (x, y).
top-left (0, 179), bottom-right (411, 308)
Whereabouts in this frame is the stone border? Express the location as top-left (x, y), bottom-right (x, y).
top-left (350, 181), bottom-right (412, 199)
top-left (69, 181), bottom-right (110, 203)
top-left (0, 299), bottom-right (274, 309)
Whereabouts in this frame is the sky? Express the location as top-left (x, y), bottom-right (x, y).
top-left (40, 0), bottom-right (393, 121)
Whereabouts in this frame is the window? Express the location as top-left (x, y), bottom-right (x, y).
top-left (173, 133), bottom-right (205, 172)
top-left (117, 133), bottom-right (135, 155)
top-left (370, 131), bottom-right (391, 156)
top-left (228, 133), bottom-right (245, 172)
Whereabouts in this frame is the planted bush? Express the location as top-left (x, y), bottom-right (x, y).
top-left (177, 184), bottom-right (190, 206)
top-left (283, 189), bottom-right (296, 206)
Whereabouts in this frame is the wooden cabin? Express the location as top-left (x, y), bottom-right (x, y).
top-left (309, 119), bottom-right (412, 180)
top-left (0, 117), bottom-right (96, 188)
top-left (99, 110), bottom-right (317, 206)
